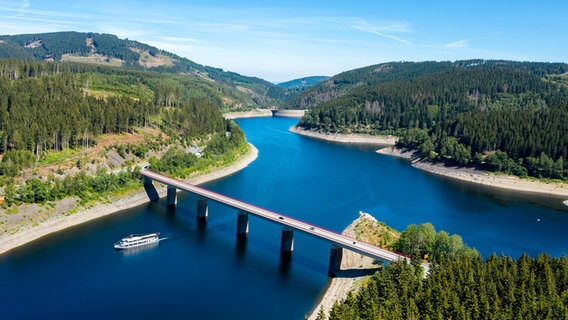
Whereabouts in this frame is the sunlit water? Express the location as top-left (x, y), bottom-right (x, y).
top-left (1, 117), bottom-right (567, 319)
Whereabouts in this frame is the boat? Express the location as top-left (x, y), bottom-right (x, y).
top-left (114, 233), bottom-right (160, 250)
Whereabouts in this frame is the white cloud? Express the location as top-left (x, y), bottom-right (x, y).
top-left (445, 39), bottom-right (469, 49)
top-left (351, 19), bottom-right (411, 44)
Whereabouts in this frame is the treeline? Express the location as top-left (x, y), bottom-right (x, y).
top-left (0, 32), bottom-right (149, 62)
top-left (2, 168), bottom-right (141, 207)
top-left (0, 70), bottom-right (156, 155)
top-left (399, 103), bottom-right (568, 179)
top-left (0, 59), bottom-right (234, 177)
top-left (149, 121), bottom-right (247, 178)
top-left (325, 253), bottom-right (568, 319)
top-left (297, 61), bottom-right (568, 179)
top-left (290, 60), bottom-right (567, 109)
top-left (390, 222), bottom-right (479, 262)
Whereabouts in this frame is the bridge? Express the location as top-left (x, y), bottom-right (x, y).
top-left (141, 170), bottom-right (410, 275)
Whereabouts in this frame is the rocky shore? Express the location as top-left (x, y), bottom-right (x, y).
top-left (307, 212), bottom-right (384, 320)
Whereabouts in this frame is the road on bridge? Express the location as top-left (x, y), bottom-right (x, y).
top-left (142, 170), bottom-right (410, 264)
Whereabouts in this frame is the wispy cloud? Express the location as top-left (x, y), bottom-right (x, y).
top-left (351, 19), bottom-right (411, 44)
top-left (445, 39), bottom-right (469, 49)
top-left (161, 36), bottom-right (200, 43)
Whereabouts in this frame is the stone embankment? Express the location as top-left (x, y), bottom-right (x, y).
top-left (307, 212), bottom-right (384, 320)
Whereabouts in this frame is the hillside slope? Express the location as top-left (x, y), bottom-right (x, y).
top-left (0, 31), bottom-right (289, 108)
top-left (287, 60), bottom-right (567, 109)
top-left (296, 60), bottom-right (568, 180)
top-left (277, 76), bottom-right (328, 89)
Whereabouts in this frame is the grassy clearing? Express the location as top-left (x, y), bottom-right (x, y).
top-left (39, 149), bottom-right (80, 166)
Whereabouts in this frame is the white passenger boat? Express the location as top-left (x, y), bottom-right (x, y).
top-left (114, 233), bottom-right (160, 250)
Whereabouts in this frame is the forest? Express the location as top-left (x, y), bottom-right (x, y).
top-left (296, 61), bottom-right (568, 180)
top-left (0, 59), bottom-right (248, 207)
top-left (324, 253), bottom-right (568, 320)
top-left (0, 60), bottom-right (228, 158)
top-left (318, 222), bottom-right (568, 320)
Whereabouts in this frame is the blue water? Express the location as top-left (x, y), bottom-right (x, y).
top-left (1, 117), bottom-right (567, 319)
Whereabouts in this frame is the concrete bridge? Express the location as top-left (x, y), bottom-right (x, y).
top-left (141, 170), bottom-right (410, 275)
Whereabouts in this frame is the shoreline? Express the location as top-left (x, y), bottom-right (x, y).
top-left (377, 146), bottom-right (568, 200)
top-left (306, 212), bottom-right (382, 320)
top-left (290, 126), bottom-right (398, 145)
top-left (0, 143), bottom-right (259, 256)
top-left (290, 126), bottom-right (568, 202)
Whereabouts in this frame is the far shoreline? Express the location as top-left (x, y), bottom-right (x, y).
top-left (290, 126), bottom-right (398, 145)
top-left (291, 126), bottom-right (568, 203)
top-left (0, 143), bottom-right (259, 256)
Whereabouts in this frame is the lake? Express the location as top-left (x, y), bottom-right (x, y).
top-left (1, 117), bottom-right (567, 319)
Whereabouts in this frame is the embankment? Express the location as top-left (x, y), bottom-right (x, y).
top-left (290, 126), bottom-right (398, 145)
top-left (307, 212), bottom-right (383, 320)
top-left (377, 146), bottom-right (568, 201)
top-left (0, 143), bottom-right (259, 255)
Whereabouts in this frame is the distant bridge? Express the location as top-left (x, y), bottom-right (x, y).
top-left (141, 170), bottom-right (410, 275)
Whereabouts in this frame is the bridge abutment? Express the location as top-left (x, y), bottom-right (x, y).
top-left (167, 185), bottom-right (177, 209)
top-left (236, 210), bottom-right (249, 239)
top-left (280, 227), bottom-right (294, 258)
top-left (328, 245), bottom-right (343, 277)
top-left (197, 198), bottom-right (208, 223)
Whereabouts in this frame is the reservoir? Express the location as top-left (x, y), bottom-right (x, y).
top-left (1, 117), bottom-right (567, 319)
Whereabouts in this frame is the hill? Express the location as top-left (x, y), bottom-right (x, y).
top-left (277, 76), bottom-right (328, 90)
top-left (287, 60), bottom-right (567, 109)
top-left (295, 60), bottom-right (568, 180)
top-left (0, 31), bottom-right (289, 109)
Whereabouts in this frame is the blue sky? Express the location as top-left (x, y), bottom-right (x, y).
top-left (0, 0), bottom-right (566, 82)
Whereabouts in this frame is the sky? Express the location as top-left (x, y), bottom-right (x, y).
top-left (0, 0), bottom-right (566, 83)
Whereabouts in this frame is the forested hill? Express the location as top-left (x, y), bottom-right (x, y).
top-left (287, 60), bottom-right (567, 109)
top-left (0, 31), bottom-right (288, 108)
top-left (296, 60), bottom-right (568, 180)
top-left (277, 76), bottom-right (329, 90)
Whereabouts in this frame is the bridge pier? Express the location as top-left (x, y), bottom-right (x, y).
top-left (197, 198), bottom-right (208, 223)
top-left (236, 210), bottom-right (249, 239)
top-left (280, 227), bottom-right (294, 258)
top-left (143, 176), bottom-right (159, 201)
top-left (166, 185), bottom-right (177, 209)
top-left (328, 245), bottom-right (343, 277)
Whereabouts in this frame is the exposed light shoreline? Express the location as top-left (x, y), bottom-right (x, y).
top-left (291, 126), bottom-right (568, 204)
top-left (290, 126), bottom-right (398, 145)
top-left (0, 143), bottom-right (259, 256)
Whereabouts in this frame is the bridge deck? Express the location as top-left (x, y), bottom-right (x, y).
top-left (142, 170), bottom-right (410, 263)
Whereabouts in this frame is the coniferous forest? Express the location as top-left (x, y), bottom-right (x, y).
top-left (0, 60), bottom-right (229, 167)
top-left (325, 253), bottom-right (568, 320)
top-left (296, 60), bottom-right (568, 180)
top-left (0, 59), bottom-right (247, 206)
top-left (320, 222), bottom-right (568, 320)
